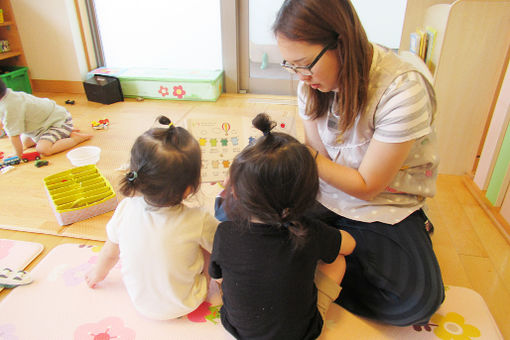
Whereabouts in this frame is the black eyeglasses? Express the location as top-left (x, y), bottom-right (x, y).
top-left (281, 42), bottom-right (336, 76)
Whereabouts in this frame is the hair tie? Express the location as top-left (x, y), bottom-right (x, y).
top-left (263, 130), bottom-right (271, 136)
top-left (127, 171), bottom-right (138, 182)
top-left (168, 121), bottom-right (174, 128)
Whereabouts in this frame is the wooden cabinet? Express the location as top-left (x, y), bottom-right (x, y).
top-left (0, 0), bottom-right (26, 66)
top-left (401, 0), bottom-right (510, 175)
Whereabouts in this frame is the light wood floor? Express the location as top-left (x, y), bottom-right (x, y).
top-left (0, 92), bottom-right (509, 338)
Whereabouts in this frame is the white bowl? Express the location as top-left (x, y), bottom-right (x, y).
top-left (66, 146), bottom-right (101, 166)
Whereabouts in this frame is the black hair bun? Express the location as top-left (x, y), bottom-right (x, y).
top-left (157, 115), bottom-right (171, 126)
top-left (252, 113), bottom-right (276, 135)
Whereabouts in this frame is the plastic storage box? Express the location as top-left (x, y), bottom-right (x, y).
top-left (88, 67), bottom-right (223, 102)
top-left (0, 66), bottom-right (32, 94)
top-left (44, 165), bottom-right (117, 226)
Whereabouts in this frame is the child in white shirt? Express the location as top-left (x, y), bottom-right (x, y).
top-left (85, 115), bottom-right (218, 320)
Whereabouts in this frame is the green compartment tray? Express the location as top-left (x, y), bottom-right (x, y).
top-left (44, 165), bottom-right (117, 226)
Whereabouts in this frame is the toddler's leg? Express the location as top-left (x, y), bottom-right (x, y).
top-left (36, 131), bottom-right (92, 156)
top-left (315, 268), bottom-right (342, 329)
top-left (315, 254), bottom-right (345, 330)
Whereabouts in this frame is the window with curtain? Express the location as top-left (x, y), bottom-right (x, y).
top-left (91, 0), bottom-right (223, 69)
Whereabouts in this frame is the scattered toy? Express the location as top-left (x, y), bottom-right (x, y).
top-left (35, 160), bottom-right (49, 167)
top-left (91, 118), bottom-right (110, 130)
top-left (136, 96), bottom-right (144, 102)
top-left (1, 165), bottom-right (14, 174)
top-left (21, 151), bottom-right (41, 163)
top-left (65, 99), bottom-right (75, 105)
top-left (3, 155), bottom-right (20, 166)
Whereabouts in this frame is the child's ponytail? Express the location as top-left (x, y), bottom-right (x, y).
top-left (280, 208), bottom-right (309, 250)
top-left (156, 115), bottom-right (178, 145)
top-left (119, 169), bottom-right (139, 197)
top-left (252, 112), bottom-right (276, 136)
top-left (226, 112), bottom-right (320, 251)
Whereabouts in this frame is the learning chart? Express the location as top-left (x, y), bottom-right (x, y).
top-left (187, 113), bottom-right (296, 183)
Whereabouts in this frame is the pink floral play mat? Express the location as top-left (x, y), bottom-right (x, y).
top-left (0, 243), bottom-right (502, 339)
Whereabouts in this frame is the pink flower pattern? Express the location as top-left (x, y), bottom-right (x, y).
top-left (158, 86), bottom-right (170, 97)
top-left (74, 316), bottom-right (135, 340)
top-left (173, 85), bottom-right (186, 99)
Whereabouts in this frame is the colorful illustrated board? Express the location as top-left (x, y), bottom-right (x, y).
top-left (187, 113), bottom-right (296, 183)
top-left (0, 239), bottom-right (43, 292)
top-left (0, 242), bottom-right (503, 339)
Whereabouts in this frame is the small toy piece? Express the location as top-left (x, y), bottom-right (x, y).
top-left (35, 159), bottom-right (49, 167)
top-left (91, 118), bottom-right (110, 130)
top-left (136, 96), bottom-right (144, 102)
top-left (65, 99), bottom-right (75, 105)
top-left (21, 151), bottom-right (41, 162)
top-left (3, 155), bottom-right (20, 166)
top-left (0, 151), bottom-right (4, 160)
top-left (0, 165), bottom-right (13, 174)
top-left (0, 267), bottom-right (33, 288)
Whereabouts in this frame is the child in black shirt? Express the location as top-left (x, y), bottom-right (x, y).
top-left (209, 113), bottom-right (355, 340)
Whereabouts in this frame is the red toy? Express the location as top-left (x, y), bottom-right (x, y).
top-left (21, 151), bottom-right (41, 163)
top-left (91, 118), bottom-right (110, 130)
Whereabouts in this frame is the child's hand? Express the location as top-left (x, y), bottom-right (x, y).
top-left (339, 230), bottom-right (356, 255)
top-left (84, 240), bottom-right (120, 289)
top-left (85, 267), bottom-right (106, 289)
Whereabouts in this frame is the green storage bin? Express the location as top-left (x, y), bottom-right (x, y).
top-left (0, 66), bottom-right (32, 94)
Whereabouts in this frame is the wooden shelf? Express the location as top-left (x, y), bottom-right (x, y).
top-left (0, 50), bottom-right (21, 61)
top-left (0, 0), bottom-right (28, 68)
top-left (403, 0), bottom-right (510, 175)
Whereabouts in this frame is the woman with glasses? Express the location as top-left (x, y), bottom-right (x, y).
top-left (273, 0), bottom-right (444, 327)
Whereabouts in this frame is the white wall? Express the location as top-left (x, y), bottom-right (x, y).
top-left (351, 0), bottom-right (407, 49)
top-left (11, 0), bottom-right (88, 81)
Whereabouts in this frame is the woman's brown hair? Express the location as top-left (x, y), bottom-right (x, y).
top-left (273, 0), bottom-right (372, 133)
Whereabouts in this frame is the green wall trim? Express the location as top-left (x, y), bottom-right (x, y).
top-left (486, 122), bottom-right (510, 205)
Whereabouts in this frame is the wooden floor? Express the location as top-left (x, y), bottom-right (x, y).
top-left (0, 92), bottom-right (509, 338)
